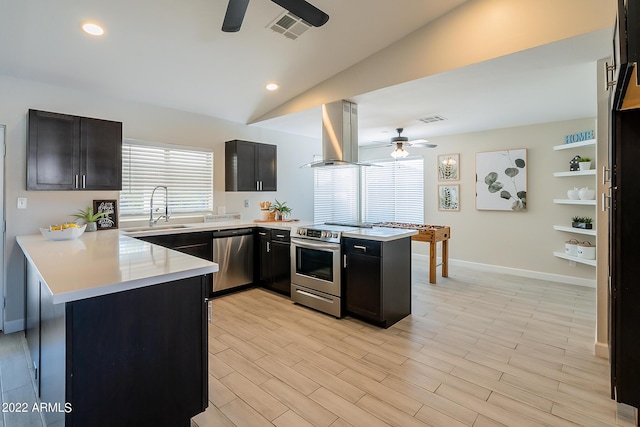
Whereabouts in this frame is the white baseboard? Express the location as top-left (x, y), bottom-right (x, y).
top-left (412, 254), bottom-right (596, 288)
top-left (2, 318), bottom-right (24, 334)
top-left (595, 340), bottom-right (609, 359)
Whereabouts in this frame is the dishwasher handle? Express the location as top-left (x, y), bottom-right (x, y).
top-left (212, 228), bottom-right (253, 239)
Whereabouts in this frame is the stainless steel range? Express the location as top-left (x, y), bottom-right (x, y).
top-left (290, 224), bottom-right (358, 317)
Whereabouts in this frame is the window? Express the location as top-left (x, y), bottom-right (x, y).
top-left (312, 157), bottom-right (424, 225)
top-left (361, 157), bottom-right (424, 223)
top-left (313, 163), bottom-right (359, 224)
top-left (120, 140), bottom-right (213, 217)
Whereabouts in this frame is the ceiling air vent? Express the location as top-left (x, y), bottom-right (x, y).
top-left (418, 115), bottom-right (447, 124)
top-left (268, 11), bottom-right (312, 40)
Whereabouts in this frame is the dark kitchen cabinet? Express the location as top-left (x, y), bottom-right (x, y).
top-left (343, 237), bottom-right (411, 328)
top-left (27, 109), bottom-right (122, 190)
top-left (137, 231), bottom-right (213, 261)
top-left (256, 228), bottom-right (290, 296)
top-left (225, 139), bottom-right (277, 191)
top-left (136, 232), bottom-right (213, 294)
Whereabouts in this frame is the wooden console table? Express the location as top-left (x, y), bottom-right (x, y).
top-left (375, 223), bottom-right (451, 284)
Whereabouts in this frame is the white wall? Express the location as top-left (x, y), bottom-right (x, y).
top-left (361, 117), bottom-right (597, 284)
top-left (0, 74), bottom-right (320, 332)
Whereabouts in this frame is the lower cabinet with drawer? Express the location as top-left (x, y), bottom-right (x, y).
top-left (256, 228), bottom-right (291, 296)
top-left (343, 237), bottom-right (412, 328)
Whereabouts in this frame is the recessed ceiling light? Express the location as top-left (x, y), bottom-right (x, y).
top-left (82, 22), bottom-right (104, 36)
top-left (266, 83), bottom-right (279, 91)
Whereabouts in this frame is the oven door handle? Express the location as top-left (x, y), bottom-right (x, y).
top-left (291, 238), bottom-right (340, 251)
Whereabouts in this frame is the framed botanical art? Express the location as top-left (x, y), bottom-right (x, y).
top-left (438, 184), bottom-right (460, 211)
top-left (93, 199), bottom-right (118, 230)
top-left (475, 148), bottom-right (527, 211)
top-left (438, 153), bottom-right (459, 181)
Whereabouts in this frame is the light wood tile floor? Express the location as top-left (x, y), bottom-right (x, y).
top-left (0, 261), bottom-right (633, 426)
top-left (193, 261), bottom-right (635, 427)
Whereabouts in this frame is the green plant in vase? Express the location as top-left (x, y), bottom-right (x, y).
top-left (270, 199), bottom-right (292, 220)
top-left (571, 216), bottom-right (593, 229)
top-left (72, 206), bottom-right (107, 232)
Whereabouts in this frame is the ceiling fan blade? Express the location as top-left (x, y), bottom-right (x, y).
top-left (222, 0), bottom-right (250, 32)
top-left (270, 0), bottom-right (329, 27)
top-left (409, 142), bottom-right (438, 148)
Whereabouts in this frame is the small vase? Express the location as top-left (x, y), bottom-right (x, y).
top-left (579, 161), bottom-right (591, 171)
top-left (85, 222), bottom-right (97, 232)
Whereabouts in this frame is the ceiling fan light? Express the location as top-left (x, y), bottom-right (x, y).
top-left (391, 147), bottom-right (409, 159)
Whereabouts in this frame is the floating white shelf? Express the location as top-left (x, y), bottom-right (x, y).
top-left (553, 199), bottom-right (597, 205)
top-left (553, 252), bottom-right (596, 266)
top-left (553, 139), bottom-right (597, 150)
top-left (553, 225), bottom-right (597, 236)
top-left (553, 170), bottom-right (596, 177)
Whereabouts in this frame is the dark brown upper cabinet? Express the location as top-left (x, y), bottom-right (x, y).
top-left (225, 139), bottom-right (277, 192)
top-left (27, 109), bottom-right (123, 190)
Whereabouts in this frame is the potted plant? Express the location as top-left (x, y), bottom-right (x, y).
top-left (571, 216), bottom-right (593, 229)
top-left (72, 206), bottom-right (108, 232)
top-left (270, 199), bottom-right (292, 220)
top-left (578, 156), bottom-right (592, 171)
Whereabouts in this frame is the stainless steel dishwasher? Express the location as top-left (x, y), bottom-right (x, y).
top-left (211, 228), bottom-right (254, 292)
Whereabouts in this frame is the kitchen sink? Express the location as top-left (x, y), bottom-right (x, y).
top-left (122, 224), bottom-right (191, 233)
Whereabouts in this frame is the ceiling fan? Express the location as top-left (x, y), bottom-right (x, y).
top-left (222, 0), bottom-right (329, 32)
top-left (373, 128), bottom-right (437, 158)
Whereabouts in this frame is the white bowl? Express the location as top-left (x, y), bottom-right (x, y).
top-left (40, 224), bottom-right (87, 241)
top-left (578, 189), bottom-right (596, 200)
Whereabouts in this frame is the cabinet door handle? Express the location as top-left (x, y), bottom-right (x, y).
top-left (75, 174), bottom-right (79, 189)
top-left (353, 245), bottom-right (367, 252)
top-left (260, 181), bottom-right (263, 191)
top-left (602, 166), bottom-right (610, 185)
top-left (258, 232), bottom-right (267, 236)
top-left (275, 234), bottom-right (285, 238)
top-left (605, 61), bottom-right (616, 90)
top-left (82, 175), bottom-right (86, 189)
top-left (343, 254), bottom-right (347, 268)
top-left (602, 191), bottom-right (611, 212)
top-left (208, 300), bottom-right (213, 324)
top-left (256, 181), bottom-right (259, 191)
top-left (267, 241), bottom-right (271, 253)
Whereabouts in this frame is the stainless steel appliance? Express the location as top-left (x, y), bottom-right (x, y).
top-left (290, 224), bottom-right (357, 317)
top-left (212, 228), bottom-right (254, 292)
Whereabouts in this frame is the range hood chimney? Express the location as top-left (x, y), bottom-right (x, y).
top-left (301, 100), bottom-right (372, 168)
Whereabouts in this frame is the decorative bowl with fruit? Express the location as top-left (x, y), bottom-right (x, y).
top-left (39, 223), bottom-right (87, 241)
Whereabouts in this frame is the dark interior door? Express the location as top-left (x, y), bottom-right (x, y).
top-left (610, 107), bottom-right (640, 409)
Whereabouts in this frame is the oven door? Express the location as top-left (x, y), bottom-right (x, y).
top-left (290, 237), bottom-right (341, 296)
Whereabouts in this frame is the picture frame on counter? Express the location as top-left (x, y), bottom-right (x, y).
top-left (438, 153), bottom-right (459, 181)
top-left (93, 199), bottom-right (118, 230)
top-left (438, 185), bottom-right (460, 211)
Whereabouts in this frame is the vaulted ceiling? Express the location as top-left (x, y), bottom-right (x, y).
top-left (0, 0), bottom-right (616, 144)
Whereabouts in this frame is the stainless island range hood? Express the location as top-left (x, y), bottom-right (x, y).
top-left (301, 100), bottom-right (372, 168)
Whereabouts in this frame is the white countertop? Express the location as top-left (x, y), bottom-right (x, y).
top-left (121, 220), bottom-right (416, 241)
top-left (16, 230), bottom-right (218, 304)
top-left (342, 227), bottom-right (418, 241)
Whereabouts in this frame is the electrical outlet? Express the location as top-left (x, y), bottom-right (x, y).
top-left (244, 199), bottom-right (250, 208)
top-left (17, 197), bottom-right (27, 209)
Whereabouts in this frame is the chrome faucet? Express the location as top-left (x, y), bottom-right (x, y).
top-left (149, 185), bottom-right (170, 227)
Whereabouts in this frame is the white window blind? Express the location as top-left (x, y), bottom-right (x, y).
top-left (361, 157), bottom-right (424, 223)
top-left (120, 140), bottom-right (213, 216)
top-left (313, 161), bottom-right (359, 224)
